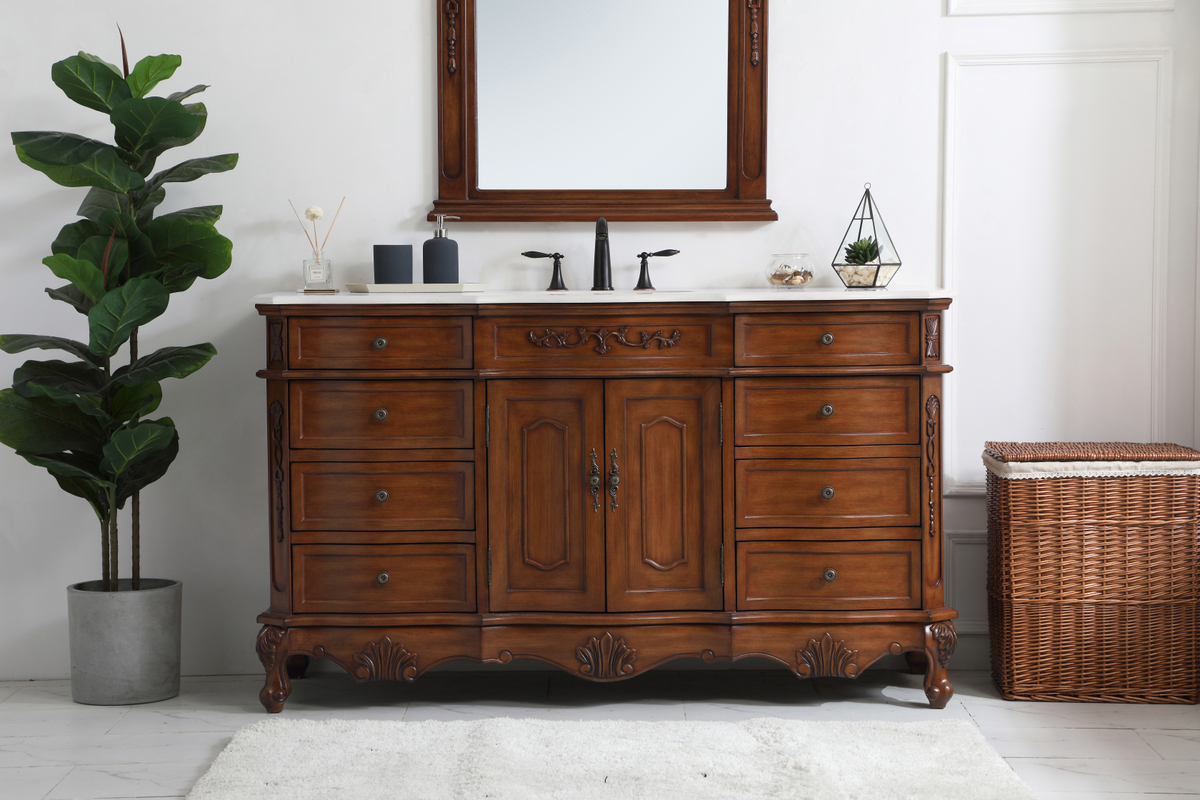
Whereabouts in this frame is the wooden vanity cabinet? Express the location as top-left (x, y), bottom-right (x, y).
top-left (255, 297), bottom-right (957, 712)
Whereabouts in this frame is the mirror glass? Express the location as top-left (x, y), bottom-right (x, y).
top-left (475, 0), bottom-right (729, 191)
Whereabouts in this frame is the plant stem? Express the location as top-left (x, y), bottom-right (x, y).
top-left (109, 501), bottom-right (118, 590)
top-left (101, 519), bottom-right (110, 591)
top-left (130, 328), bottom-right (140, 590)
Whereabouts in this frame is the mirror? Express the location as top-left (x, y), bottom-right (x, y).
top-left (433, 0), bottom-right (775, 221)
top-left (475, 0), bottom-right (728, 191)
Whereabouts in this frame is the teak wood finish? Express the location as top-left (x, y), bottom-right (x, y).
top-left (431, 0), bottom-right (776, 222)
top-left (255, 296), bottom-right (956, 712)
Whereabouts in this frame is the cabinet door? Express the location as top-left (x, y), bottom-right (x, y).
top-left (605, 378), bottom-right (723, 611)
top-left (488, 380), bottom-right (605, 612)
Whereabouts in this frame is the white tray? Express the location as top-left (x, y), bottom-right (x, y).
top-left (345, 283), bottom-right (487, 293)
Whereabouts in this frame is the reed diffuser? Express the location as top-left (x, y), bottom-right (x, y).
top-left (290, 197), bottom-right (345, 292)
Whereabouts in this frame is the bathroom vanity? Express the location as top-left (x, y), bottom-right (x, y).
top-left (253, 289), bottom-right (957, 712)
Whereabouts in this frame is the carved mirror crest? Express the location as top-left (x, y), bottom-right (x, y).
top-left (433, 0), bottom-right (775, 222)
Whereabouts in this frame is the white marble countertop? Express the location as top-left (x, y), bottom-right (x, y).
top-left (252, 287), bottom-right (953, 305)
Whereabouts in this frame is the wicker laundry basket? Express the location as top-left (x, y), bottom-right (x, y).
top-left (985, 442), bottom-right (1200, 703)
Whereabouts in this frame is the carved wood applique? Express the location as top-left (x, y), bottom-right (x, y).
top-left (256, 625), bottom-right (286, 671)
top-left (445, 1), bottom-right (460, 74)
top-left (796, 633), bottom-right (859, 678)
top-left (268, 318), bottom-right (284, 365)
top-left (925, 394), bottom-right (940, 537)
top-left (269, 401), bottom-right (285, 545)
top-left (352, 637), bottom-right (419, 682)
top-left (528, 327), bottom-right (681, 354)
top-left (577, 632), bottom-right (637, 678)
top-left (930, 621), bottom-right (957, 669)
top-left (923, 315), bottom-right (940, 361)
top-left (748, 0), bottom-right (762, 67)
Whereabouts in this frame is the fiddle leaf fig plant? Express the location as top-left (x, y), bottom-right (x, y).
top-left (0, 40), bottom-right (237, 591)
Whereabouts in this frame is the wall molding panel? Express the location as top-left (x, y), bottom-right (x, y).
top-left (945, 531), bottom-right (989, 635)
top-left (940, 49), bottom-right (1173, 496)
top-left (948, 0), bottom-right (1174, 16)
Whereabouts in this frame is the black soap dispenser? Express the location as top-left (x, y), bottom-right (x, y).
top-left (423, 214), bottom-right (461, 284)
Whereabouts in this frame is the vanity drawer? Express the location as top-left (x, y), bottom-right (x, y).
top-left (736, 540), bottom-right (921, 610)
top-left (290, 380), bottom-right (473, 449)
top-left (291, 462), bottom-right (474, 530)
top-left (293, 544), bottom-right (475, 613)
top-left (735, 458), bottom-right (920, 528)
top-left (734, 377), bottom-right (919, 446)
top-left (734, 312), bottom-right (919, 366)
top-left (288, 316), bottom-right (472, 370)
top-left (475, 315), bottom-right (732, 371)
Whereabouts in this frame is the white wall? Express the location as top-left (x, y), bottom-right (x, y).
top-left (0, 1), bottom-right (1196, 679)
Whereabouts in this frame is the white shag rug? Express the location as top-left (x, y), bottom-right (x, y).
top-left (187, 717), bottom-right (1034, 800)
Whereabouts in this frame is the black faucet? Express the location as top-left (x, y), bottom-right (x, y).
top-left (592, 218), bottom-right (613, 291)
top-left (634, 249), bottom-right (680, 291)
top-left (521, 251), bottom-right (567, 291)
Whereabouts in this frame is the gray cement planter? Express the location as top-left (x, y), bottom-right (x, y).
top-left (67, 579), bottom-right (181, 705)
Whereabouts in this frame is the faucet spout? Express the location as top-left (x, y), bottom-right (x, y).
top-left (592, 218), bottom-right (613, 291)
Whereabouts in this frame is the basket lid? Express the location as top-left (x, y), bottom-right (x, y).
top-left (985, 441), bottom-right (1200, 463)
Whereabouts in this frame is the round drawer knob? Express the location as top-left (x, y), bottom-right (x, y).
top-left (823, 568), bottom-right (837, 583)
top-left (820, 403), bottom-right (834, 417)
top-left (373, 337), bottom-right (388, 350)
top-left (374, 489), bottom-right (390, 503)
top-left (820, 332), bottom-right (835, 346)
top-left (376, 571), bottom-right (390, 585)
top-left (821, 486), bottom-right (835, 500)
top-left (373, 407), bottom-right (388, 422)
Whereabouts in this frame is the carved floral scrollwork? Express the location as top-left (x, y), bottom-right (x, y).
top-left (796, 633), bottom-right (859, 678)
top-left (930, 621), bottom-right (957, 669)
top-left (923, 315), bottom-right (940, 360)
top-left (256, 625), bottom-right (286, 671)
top-left (269, 401), bottom-right (285, 545)
top-left (925, 394), bottom-right (940, 536)
top-left (748, 0), bottom-right (762, 67)
top-left (527, 327), bottom-right (681, 355)
top-left (352, 637), bottom-right (419, 682)
top-left (445, 1), bottom-right (460, 74)
top-left (577, 632), bottom-right (637, 679)
top-left (268, 318), bottom-right (284, 365)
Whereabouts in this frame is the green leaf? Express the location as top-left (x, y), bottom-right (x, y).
top-left (45, 285), bottom-right (94, 315)
top-left (112, 344), bottom-right (216, 386)
top-left (133, 187), bottom-right (166, 228)
top-left (157, 262), bottom-right (207, 293)
top-left (115, 425), bottom-right (178, 504)
top-left (126, 54), bottom-right (181, 98)
top-left (166, 84), bottom-right (207, 103)
top-left (20, 451), bottom-right (114, 487)
top-left (77, 188), bottom-right (130, 222)
top-left (147, 153), bottom-right (237, 190)
top-left (52, 220), bottom-right (100, 257)
top-left (145, 216), bottom-right (233, 280)
top-left (75, 236), bottom-right (129, 288)
top-left (111, 381), bottom-right (162, 421)
top-left (101, 421), bottom-right (174, 476)
top-left (87, 277), bottom-right (169, 356)
top-left (14, 131), bottom-right (120, 167)
top-left (15, 142), bottom-right (144, 194)
top-left (50, 54), bottom-right (132, 113)
top-left (77, 51), bottom-right (122, 77)
top-left (158, 205), bottom-right (222, 225)
top-left (0, 334), bottom-right (102, 366)
top-left (42, 253), bottom-right (106, 304)
top-left (95, 210), bottom-right (157, 279)
top-left (0, 389), bottom-right (105, 456)
top-left (14, 359), bottom-right (105, 397)
top-left (50, 472), bottom-right (110, 522)
top-left (111, 97), bottom-right (198, 154)
top-left (135, 102), bottom-right (207, 177)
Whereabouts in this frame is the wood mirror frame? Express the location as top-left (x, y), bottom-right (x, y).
top-left (431, 0), bottom-right (775, 222)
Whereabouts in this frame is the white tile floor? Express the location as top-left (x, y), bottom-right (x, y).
top-left (1, 668), bottom-right (1197, 799)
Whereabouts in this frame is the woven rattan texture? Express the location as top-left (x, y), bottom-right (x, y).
top-left (985, 470), bottom-right (1200, 703)
top-left (985, 441), bottom-right (1200, 463)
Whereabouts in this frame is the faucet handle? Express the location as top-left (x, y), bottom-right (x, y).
top-left (634, 249), bottom-right (680, 291)
top-left (522, 251), bottom-right (568, 292)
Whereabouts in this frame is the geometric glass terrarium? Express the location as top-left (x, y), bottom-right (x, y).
top-left (831, 183), bottom-right (902, 288)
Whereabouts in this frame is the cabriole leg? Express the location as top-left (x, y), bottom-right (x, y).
top-left (256, 625), bottom-right (292, 713)
top-left (922, 621), bottom-right (957, 709)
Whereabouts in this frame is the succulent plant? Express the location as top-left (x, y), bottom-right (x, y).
top-left (843, 236), bottom-right (880, 265)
